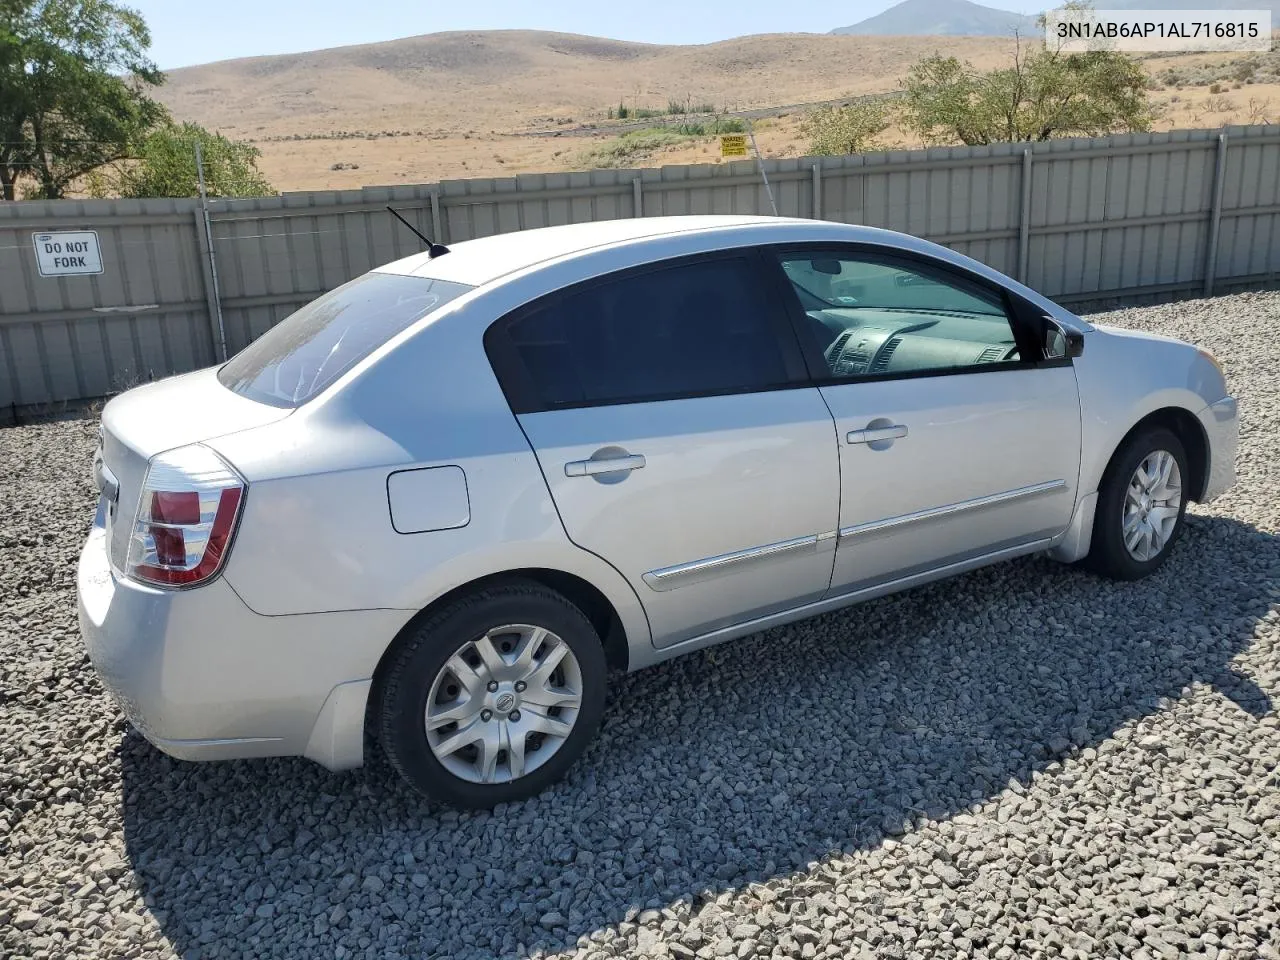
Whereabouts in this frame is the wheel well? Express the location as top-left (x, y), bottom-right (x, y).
top-left (514, 569), bottom-right (630, 672)
top-left (373, 569), bottom-right (630, 687)
top-left (1115, 407), bottom-right (1209, 501)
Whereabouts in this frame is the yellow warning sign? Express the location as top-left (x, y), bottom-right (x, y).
top-left (720, 134), bottom-right (748, 158)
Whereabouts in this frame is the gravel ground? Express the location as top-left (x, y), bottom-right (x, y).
top-left (2, 291), bottom-right (1279, 960)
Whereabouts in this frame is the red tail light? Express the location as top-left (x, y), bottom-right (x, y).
top-left (126, 445), bottom-right (246, 587)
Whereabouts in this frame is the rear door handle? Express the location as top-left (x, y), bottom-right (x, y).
top-left (847, 425), bottom-right (908, 445)
top-left (565, 454), bottom-right (647, 477)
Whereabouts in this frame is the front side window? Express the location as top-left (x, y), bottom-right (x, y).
top-left (490, 256), bottom-right (795, 411)
top-left (777, 251), bottom-right (1025, 380)
top-left (219, 273), bottom-right (472, 407)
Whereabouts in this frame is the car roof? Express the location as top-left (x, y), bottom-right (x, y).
top-left (369, 214), bottom-right (1089, 333)
top-left (375, 215), bottom-right (839, 287)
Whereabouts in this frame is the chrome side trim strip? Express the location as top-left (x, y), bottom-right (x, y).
top-left (642, 538), bottom-right (1052, 659)
top-left (839, 479), bottom-right (1067, 540)
top-left (643, 533), bottom-right (822, 592)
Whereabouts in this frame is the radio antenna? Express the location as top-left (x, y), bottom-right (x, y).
top-left (386, 206), bottom-right (449, 258)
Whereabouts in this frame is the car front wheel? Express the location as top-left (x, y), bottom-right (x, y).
top-left (376, 580), bottom-right (607, 808)
top-left (1085, 426), bottom-right (1189, 581)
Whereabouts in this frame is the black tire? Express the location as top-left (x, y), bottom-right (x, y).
top-left (376, 579), bottom-right (607, 808)
top-left (1084, 426), bottom-right (1189, 581)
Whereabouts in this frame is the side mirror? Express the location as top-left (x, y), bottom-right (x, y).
top-left (1044, 317), bottom-right (1085, 360)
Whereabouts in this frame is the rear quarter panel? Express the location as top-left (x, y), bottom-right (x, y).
top-left (210, 290), bottom-right (651, 651)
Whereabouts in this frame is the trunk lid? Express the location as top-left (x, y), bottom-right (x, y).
top-left (96, 368), bottom-right (292, 571)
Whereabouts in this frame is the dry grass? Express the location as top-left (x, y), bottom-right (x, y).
top-left (1156, 83), bottom-right (1280, 129)
top-left (154, 29), bottom-right (1280, 193)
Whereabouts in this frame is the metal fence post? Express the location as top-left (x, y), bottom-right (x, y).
top-left (632, 178), bottom-right (643, 217)
top-left (429, 190), bottom-right (443, 243)
top-left (811, 163), bottom-right (822, 220)
top-left (746, 120), bottom-right (778, 216)
top-left (1203, 133), bottom-right (1229, 297)
top-left (1017, 147), bottom-right (1033, 284)
top-left (194, 141), bottom-right (228, 361)
top-left (192, 208), bottom-right (224, 361)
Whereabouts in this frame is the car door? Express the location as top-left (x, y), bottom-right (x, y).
top-left (768, 246), bottom-right (1082, 596)
top-left (484, 251), bottom-right (842, 648)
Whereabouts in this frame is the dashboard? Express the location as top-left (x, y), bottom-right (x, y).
top-left (811, 308), bottom-right (1021, 378)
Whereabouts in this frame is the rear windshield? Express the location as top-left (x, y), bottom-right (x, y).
top-left (218, 273), bottom-right (472, 407)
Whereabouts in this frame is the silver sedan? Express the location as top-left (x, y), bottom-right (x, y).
top-left (78, 215), bottom-right (1238, 807)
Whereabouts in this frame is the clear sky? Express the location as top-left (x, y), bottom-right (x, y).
top-left (132, 0), bottom-right (1046, 69)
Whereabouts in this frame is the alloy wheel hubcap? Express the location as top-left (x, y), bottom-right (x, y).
top-left (424, 624), bottom-right (582, 784)
top-left (1122, 449), bottom-right (1182, 562)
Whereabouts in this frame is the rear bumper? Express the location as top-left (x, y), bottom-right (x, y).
top-left (1198, 396), bottom-right (1239, 502)
top-left (77, 518), bottom-right (410, 770)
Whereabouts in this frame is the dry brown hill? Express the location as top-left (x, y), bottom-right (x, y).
top-left (154, 29), bottom-right (1280, 192)
top-left (158, 29), bottom-right (1017, 139)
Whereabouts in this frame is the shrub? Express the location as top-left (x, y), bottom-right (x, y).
top-left (86, 122), bottom-right (273, 198)
top-left (665, 98), bottom-right (719, 115)
top-left (802, 101), bottom-right (888, 155)
top-left (577, 118), bottom-right (747, 168)
top-left (902, 47), bottom-right (1153, 145)
top-left (577, 128), bottom-right (688, 167)
top-left (672, 118), bottom-right (746, 136)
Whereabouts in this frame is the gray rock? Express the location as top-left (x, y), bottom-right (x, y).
top-left (12, 910), bottom-right (40, 931)
top-left (4, 293), bottom-right (1280, 960)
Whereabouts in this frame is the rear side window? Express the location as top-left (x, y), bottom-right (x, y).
top-left (487, 256), bottom-right (796, 412)
top-left (218, 273), bottom-right (472, 407)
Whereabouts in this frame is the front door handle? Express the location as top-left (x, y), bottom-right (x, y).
top-left (565, 453), bottom-right (647, 477)
top-left (847, 424), bottom-right (908, 445)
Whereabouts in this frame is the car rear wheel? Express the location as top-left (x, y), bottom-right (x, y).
top-left (1085, 426), bottom-right (1189, 581)
top-left (376, 580), bottom-right (607, 808)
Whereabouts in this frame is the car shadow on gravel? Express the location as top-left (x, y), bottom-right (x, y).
top-left (120, 512), bottom-right (1277, 960)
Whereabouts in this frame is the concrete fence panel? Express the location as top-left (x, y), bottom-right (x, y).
top-left (0, 197), bottom-right (213, 409)
top-left (2, 126), bottom-right (1279, 412)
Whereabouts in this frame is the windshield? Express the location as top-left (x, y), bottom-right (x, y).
top-left (218, 273), bottom-right (472, 407)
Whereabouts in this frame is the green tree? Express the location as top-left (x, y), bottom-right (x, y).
top-left (902, 39), bottom-right (1153, 146)
top-left (802, 99), bottom-right (889, 156)
top-left (0, 0), bottom-right (165, 200)
top-left (89, 122), bottom-right (274, 198)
